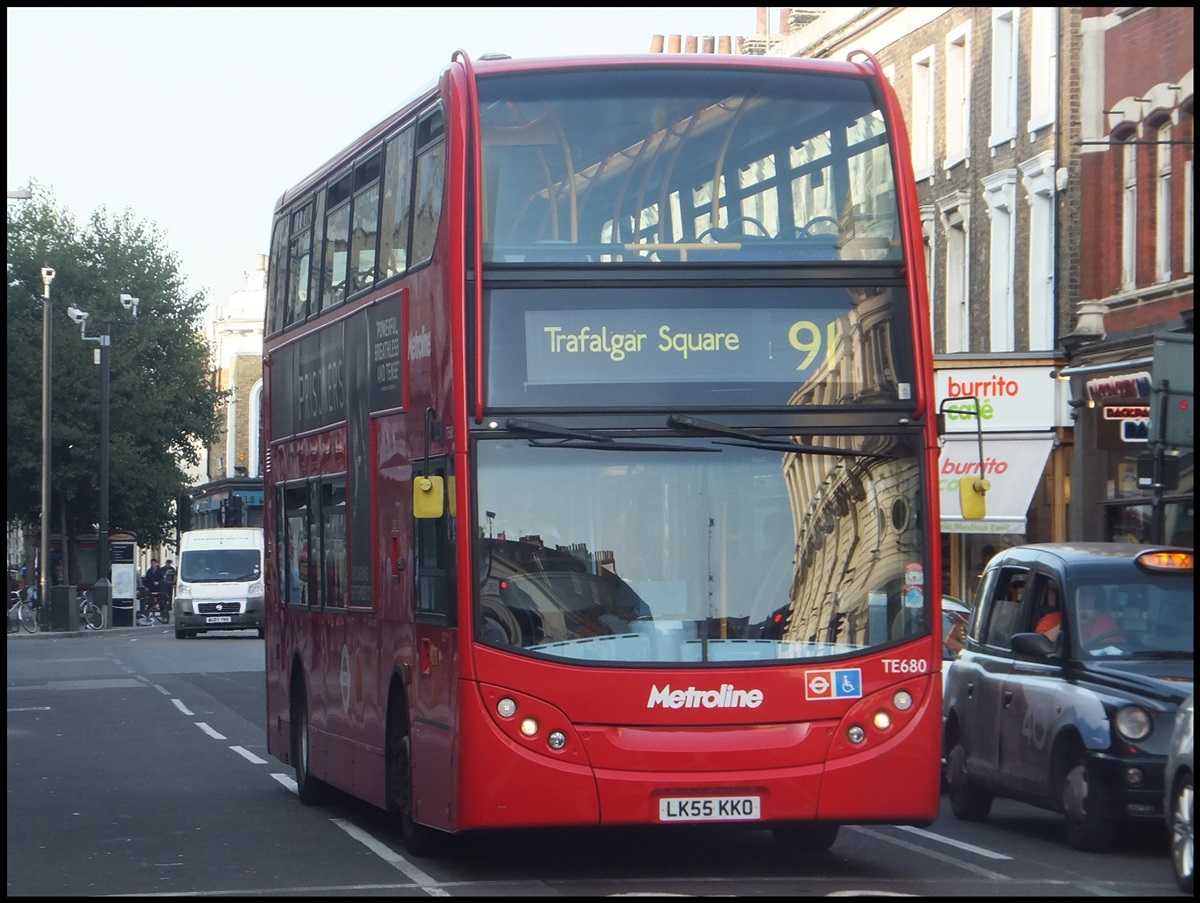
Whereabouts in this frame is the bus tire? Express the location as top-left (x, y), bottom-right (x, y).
top-left (771, 822), bottom-right (839, 851)
top-left (291, 671), bottom-right (330, 806)
top-left (386, 689), bottom-right (448, 856)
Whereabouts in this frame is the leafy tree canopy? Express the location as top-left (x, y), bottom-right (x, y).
top-left (7, 182), bottom-right (225, 557)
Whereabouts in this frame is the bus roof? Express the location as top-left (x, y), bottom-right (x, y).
top-left (273, 50), bottom-right (879, 215)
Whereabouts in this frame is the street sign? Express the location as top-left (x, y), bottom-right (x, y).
top-left (1149, 333), bottom-right (1193, 449)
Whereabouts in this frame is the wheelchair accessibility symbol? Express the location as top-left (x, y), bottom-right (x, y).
top-left (805, 668), bottom-right (863, 700)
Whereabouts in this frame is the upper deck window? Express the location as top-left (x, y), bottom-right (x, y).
top-left (478, 67), bottom-right (901, 265)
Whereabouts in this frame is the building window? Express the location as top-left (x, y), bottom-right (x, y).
top-left (944, 28), bottom-right (970, 168)
top-left (989, 8), bottom-right (1018, 148)
top-left (982, 170), bottom-right (1017, 352)
top-left (1027, 8), bottom-right (1057, 135)
top-left (911, 49), bottom-right (935, 180)
top-left (1020, 153), bottom-right (1057, 351)
top-left (921, 206), bottom-right (936, 335)
top-left (1122, 135), bottom-right (1138, 291)
top-left (939, 194), bottom-right (970, 353)
top-left (1183, 105), bottom-right (1194, 276)
top-left (1156, 121), bottom-right (1173, 284)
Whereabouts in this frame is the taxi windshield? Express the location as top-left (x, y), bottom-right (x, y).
top-left (1068, 578), bottom-right (1194, 659)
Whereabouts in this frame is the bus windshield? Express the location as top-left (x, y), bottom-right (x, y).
top-left (475, 433), bottom-right (927, 665)
top-left (478, 66), bottom-right (901, 264)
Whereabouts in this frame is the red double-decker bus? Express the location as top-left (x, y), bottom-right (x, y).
top-left (263, 49), bottom-right (943, 854)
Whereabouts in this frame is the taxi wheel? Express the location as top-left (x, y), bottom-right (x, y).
top-left (947, 735), bottom-right (992, 821)
top-left (1168, 772), bottom-right (1193, 894)
top-left (1061, 754), bottom-right (1117, 851)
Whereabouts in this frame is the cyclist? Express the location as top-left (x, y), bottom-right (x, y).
top-left (140, 558), bottom-right (163, 624)
top-left (160, 559), bottom-right (176, 620)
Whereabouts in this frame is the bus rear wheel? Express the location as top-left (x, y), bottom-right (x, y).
top-left (386, 692), bottom-right (448, 856)
top-left (291, 673), bottom-right (330, 805)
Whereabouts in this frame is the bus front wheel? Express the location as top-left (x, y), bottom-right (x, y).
top-left (386, 691), bottom-right (449, 856)
top-left (771, 821), bottom-right (840, 851)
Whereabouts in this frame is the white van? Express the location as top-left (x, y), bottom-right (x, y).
top-left (173, 528), bottom-right (265, 639)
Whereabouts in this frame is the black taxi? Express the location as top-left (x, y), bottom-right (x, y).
top-left (942, 543), bottom-right (1194, 851)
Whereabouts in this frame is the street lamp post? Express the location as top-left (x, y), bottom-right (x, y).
top-left (67, 294), bottom-right (137, 605)
top-left (40, 267), bottom-right (56, 622)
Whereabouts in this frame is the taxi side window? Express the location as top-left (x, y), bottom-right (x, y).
top-left (1030, 578), bottom-right (1063, 631)
top-left (983, 567), bottom-right (1028, 649)
top-left (966, 569), bottom-right (998, 644)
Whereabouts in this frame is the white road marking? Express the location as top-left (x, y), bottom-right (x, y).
top-left (894, 824), bottom-right (1013, 860)
top-left (849, 826), bottom-right (1011, 881)
top-left (230, 745), bottom-right (267, 764)
top-left (194, 721), bottom-right (227, 740)
top-left (331, 817), bottom-right (450, 896)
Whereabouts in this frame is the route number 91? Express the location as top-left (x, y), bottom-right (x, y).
top-left (789, 320), bottom-right (838, 370)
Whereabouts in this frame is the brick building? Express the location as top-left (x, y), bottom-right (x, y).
top-left (1066, 7), bottom-right (1193, 546)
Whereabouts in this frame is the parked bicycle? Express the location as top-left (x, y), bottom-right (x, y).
top-left (9, 589), bottom-right (39, 634)
top-left (77, 589), bottom-right (105, 631)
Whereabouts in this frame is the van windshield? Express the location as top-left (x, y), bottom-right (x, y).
top-left (180, 549), bottom-right (261, 584)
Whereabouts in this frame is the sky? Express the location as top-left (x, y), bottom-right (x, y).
top-left (7, 7), bottom-right (758, 306)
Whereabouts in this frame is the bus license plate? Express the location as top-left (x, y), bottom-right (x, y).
top-left (659, 796), bottom-right (761, 822)
top-left (206, 616), bottom-right (232, 624)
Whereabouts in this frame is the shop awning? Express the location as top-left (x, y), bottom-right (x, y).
top-left (938, 434), bottom-right (1056, 534)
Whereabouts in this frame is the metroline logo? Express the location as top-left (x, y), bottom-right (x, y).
top-left (647, 683), bottom-right (764, 709)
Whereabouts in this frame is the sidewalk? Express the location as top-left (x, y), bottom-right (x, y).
top-left (7, 617), bottom-right (165, 638)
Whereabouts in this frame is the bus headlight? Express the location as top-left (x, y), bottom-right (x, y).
top-left (519, 717), bottom-right (539, 737)
top-left (872, 710), bottom-right (892, 731)
top-left (1115, 705), bottom-right (1152, 741)
top-left (893, 690), bottom-right (914, 710)
top-left (496, 697), bottom-right (517, 718)
top-left (847, 725), bottom-right (866, 744)
top-left (547, 730), bottom-right (567, 750)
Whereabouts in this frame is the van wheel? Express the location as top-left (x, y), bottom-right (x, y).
top-left (175, 627), bottom-right (188, 639)
top-left (947, 735), bottom-right (992, 821)
top-left (1061, 753), bottom-right (1117, 851)
top-left (385, 690), bottom-right (448, 856)
top-left (291, 674), bottom-right (330, 805)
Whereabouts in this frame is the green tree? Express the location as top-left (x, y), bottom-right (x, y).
top-left (7, 184), bottom-right (225, 564)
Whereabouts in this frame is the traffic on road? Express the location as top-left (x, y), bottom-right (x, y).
top-left (7, 624), bottom-right (1183, 896)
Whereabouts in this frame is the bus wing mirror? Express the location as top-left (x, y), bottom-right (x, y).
top-left (959, 477), bottom-right (990, 520)
top-left (413, 476), bottom-right (445, 519)
top-left (938, 395), bottom-right (989, 520)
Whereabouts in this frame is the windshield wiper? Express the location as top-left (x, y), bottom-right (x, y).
top-left (507, 418), bottom-right (610, 442)
top-left (666, 414), bottom-right (900, 459)
top-left (506, 418), bottom-right (717, 453)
